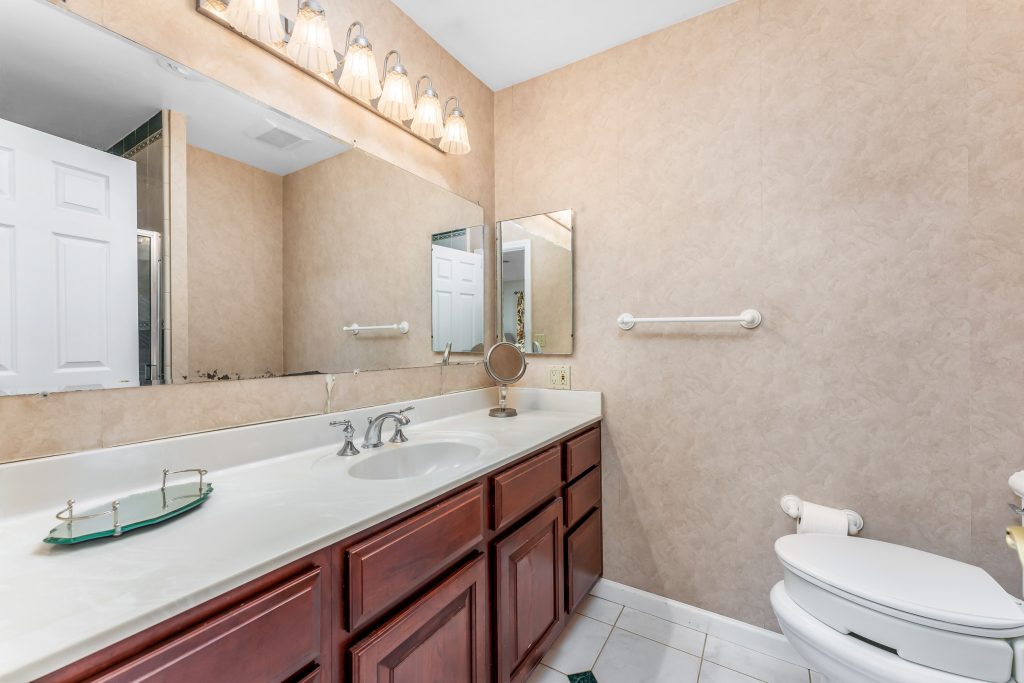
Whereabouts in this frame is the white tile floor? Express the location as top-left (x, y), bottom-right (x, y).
top-left (530, 594), bottom-right (818, 683)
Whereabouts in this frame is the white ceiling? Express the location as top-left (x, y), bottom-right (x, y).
top-left (0, 0), bottom-right (348, 175)
top-left (390, 0), bottom-right (738, 90)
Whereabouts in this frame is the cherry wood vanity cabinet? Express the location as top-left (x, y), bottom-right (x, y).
top-left (37, 422), bottom-right (603, 683)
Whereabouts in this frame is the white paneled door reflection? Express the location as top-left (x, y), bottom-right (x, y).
top-left (0, 117), bottom-right (137, 395)
top-left (431, 244), bottom-right (484, 353)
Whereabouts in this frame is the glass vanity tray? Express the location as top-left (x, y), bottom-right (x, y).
top-left (44, 468), bottom-right (213, 545)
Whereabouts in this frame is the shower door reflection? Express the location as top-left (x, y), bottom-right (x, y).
top-left (137, 230), bottom-right (163, 385)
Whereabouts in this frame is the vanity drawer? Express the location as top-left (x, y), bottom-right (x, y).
top-left (491, 445), bottom-right (562, 530)
top-left (565, 428), bottom-right (600, 482)
top-left (565, 465), bottom-right (601, 528)
top-left (94, 568), bottom-right (323, 683)
top-left (347, 484), bottom-right (485, 631)
top-left (566, 507), bottom-right (603, 612)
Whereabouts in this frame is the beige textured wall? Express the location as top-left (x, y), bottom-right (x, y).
top-left (0, 0), bottom-right (495, 463)
top-left (496, 0), bottom-right (1024, 630)
top-left (187, 145), bottom-right (284, 381)
top-left (283, 149), bottom-right (483, 374)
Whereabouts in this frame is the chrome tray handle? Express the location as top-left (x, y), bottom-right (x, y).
top-left (55, 498), bottom-right (122, 536)
top-left (162, 468), bottom-right (208, 495)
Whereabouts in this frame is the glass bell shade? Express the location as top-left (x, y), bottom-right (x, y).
top-left (224, 0), bottom-right (283, 44)
top-left (411, 91), bottom-right (444, 139)
top-left (286, 3), bottom-right (338, 76)
top-left (338, 41), bottom-right (382, 103)
top-left (440, 112), bottom-right (471, 155)
top-left (377, 70), bottom-right (415, 122)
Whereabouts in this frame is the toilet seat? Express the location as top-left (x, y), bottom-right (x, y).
top-left (773, 534), bottom-right (1024, 682)
top-left (775, 534), bottom-right (1024, 637)
top-left (771, 582), bottom-right (997, 683)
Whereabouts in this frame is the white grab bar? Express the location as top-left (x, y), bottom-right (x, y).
top-left (617, 309), bottom-right (762, 330)
top-left (344, 321), bottom-right (410, 336)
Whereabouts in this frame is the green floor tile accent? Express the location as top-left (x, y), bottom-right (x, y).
top-left (568, 672), bottom-right (598, 683)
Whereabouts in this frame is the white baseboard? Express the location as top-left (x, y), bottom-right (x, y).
top-left (590, 578), bottom-right (809, 668)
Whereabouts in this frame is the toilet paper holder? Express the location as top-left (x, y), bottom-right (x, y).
top-left (780, 494), bottom-right (864, 535)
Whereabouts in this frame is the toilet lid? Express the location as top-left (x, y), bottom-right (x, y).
top-left (775, 534), bottom-right (1024, 631)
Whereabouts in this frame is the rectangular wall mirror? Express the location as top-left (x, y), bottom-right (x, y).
top-left (431, 227), bottom-right (486, 354)
top-left (496, 210), bottom-right (574, 355)
top-left (0, 1), bottom-right (484, 397)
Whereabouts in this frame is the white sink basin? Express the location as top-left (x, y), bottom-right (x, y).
top-left (337, 432), bottom-right (497, 480)
top-left (347, 443), bottom-right (480, 480)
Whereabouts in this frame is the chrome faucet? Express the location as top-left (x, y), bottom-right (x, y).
top-left (330, 419), bottom-right (360, 456)
top-left (363, 407), bottom-right (415, 449)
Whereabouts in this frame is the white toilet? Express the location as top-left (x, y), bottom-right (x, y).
top-left (771, 533), bottom-right (1024, 683)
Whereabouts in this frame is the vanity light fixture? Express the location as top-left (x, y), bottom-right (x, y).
top-left (285, 0), bottom-right (337, 77)
top-left (377, 51), bottom-right (415, 123)
top-left (338, 21), bottom-right (381, 103)
top-left (411, 76), bottom-right (444, 139)
top-left (439, 96), bottom-right (471, 155)
top-left (223, 0), bottom-right (283, 44)
top-left (198, 2), bottom-right (471, 154)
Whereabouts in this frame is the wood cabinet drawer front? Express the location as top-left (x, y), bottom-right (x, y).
top-left (492, 446), bottom-right (562, 530)
top-left (95, 568), bottom-right (322, 683)
top-left (565, 465), bottom-right (601, 528)
top-left (350, 556), bottom-right (488, 683)
top-left (565, 428), bottom-right (600, 482)
top-left (347, 484), bottom-right (485, 631)
top-left (566, 507), bottom-right (603, 612)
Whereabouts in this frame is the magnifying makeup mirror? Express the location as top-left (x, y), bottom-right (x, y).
top-left (484, 342), bottom-right (527, 417)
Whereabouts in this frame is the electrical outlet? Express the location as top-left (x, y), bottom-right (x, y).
top-left (547, 365), bottom-right (571, 390)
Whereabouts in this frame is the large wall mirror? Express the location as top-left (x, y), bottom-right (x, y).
top-left (0, 0), bottom-right (484, 397)
top-left (496, 210), bottom-right (574, 355)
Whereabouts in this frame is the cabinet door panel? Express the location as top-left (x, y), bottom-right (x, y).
top-left (350, 556), bottom-right (488, 683)
top-left (347, 484), bottom-right (484, 630)
top-left (566, 508), bottom-right (603, 612)
top-left (495, 499), bottom-right (564, 683)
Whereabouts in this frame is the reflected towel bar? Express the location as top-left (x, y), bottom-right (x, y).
top-left (344, 321), bottom-right (410, 335)
top-left (617, 309), bottom-right (762, 330)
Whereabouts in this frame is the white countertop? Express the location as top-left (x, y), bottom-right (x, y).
top-left (0, 387), bottom-right (601, 682)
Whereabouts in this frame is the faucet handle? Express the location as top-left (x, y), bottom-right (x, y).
top-left (389, 407), bottom-right (414, 443)
top-left (330, 419), bottom-right (359, 456)
top-left (330, 419), bottom-right (355, 438)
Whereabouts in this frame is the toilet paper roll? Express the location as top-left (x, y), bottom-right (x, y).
top-left (797, 501), bottom-right (849, 535)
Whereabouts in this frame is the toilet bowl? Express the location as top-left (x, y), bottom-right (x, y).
top-left (770, 534), bottom-right (1024, 683)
